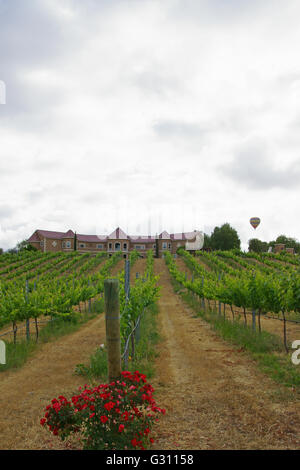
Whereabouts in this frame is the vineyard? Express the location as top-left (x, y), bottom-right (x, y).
top-left (0, 249), bottom-right (159, 371)
top-left (167, 249), bottom-right (300, 354)
top-left (0, 248), bottom-right (299, 449)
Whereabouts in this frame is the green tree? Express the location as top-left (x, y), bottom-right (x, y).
top-left (16, 240), bottom-right (37, 252)
top-left (203, 233), bottom-right (212, 250)
top-left (274, 235), bottom-right (300, 254)
top-left (248, 238), bottom-right (269, 253)
top-left (210, 223), bottom-right (241, 251)
top-left (74, 232), bottom-right (77, 251)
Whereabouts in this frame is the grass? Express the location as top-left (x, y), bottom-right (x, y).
top-left (74, 303), bottom-right (160, 383)
top-left (170, 277), bottom-right (300, 390)
top-left (0, 299), bottom-right (104, 372)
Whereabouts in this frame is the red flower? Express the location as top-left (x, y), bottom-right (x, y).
top-left (118, 424), bottom-right (125, 433)
top-left (40, 418), bottom-right (46, 426)
top-left (104, 401), bottom-right (115, 411)
top-left (100, 415), bottom-right (108, 424)
top-left (131, 438), bottom-right (138, 447)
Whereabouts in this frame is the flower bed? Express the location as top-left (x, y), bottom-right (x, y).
top-left (40, 370), bottom-right (165, 450)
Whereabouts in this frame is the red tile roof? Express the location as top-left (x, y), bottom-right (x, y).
top-left (62, 230), bottom-right (75, 239)
top-left (77, 234), bottom-right (107, 242)
top-left (27, 231), bottom-right (40, 242)
top-left (108, 227), bottom-right (128, 239)
top-left (35, 230), bottom-right (66, 240)
top-left (27, 228), bottom-right (199, 244)
top-left (159, 231), bottom-right (170, 239)
top-left (130, 237), bottom-right (156, 244)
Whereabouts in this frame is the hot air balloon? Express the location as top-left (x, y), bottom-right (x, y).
top-left (250, 217), bottom-right (260, 229)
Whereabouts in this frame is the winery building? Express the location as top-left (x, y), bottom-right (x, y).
top-left (27, 227), bottom-right (204, 258)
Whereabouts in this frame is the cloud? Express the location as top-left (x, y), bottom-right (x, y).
top-left (0, 205), bottom-right (13, 219)
top-left (0, 0), bottom-right (300, 250)
top-left (153, 119), bottom-right (210, 140)
top-left (220, 142), bottom-right (300, 190)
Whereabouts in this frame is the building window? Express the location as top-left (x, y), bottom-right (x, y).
top-left (168, 243), bottom-right (171, 250)
top-left (153, 244), bottom-right (156, 249)
top-left (115, 243), bottom-right (121, 251)
top-left (97, 244), bottom-right (103, 249)
top-left (135, 245), bottom-right (145, 250)
top-left (62, 241), bottom-right (71, 248)
top-left (108, 243), bottom-right (112, 250)
top-left (123, 243), bottom-right (127, 250)
top-left (79, 243), bottom-right (86, 248)
top-left (162, 242), bottom-right (167, 250)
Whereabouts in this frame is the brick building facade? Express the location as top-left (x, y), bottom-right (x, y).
top-left (27, 227), bottom-right (204, 258)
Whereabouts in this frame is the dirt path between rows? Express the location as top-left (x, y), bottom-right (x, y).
top-left (151, 259), bottom-right (300, 450)
top-left (0, 314), bottom-right (106, 449)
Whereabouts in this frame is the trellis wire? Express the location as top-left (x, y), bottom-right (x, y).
top-left (122, 309), bottom-right (144, 370)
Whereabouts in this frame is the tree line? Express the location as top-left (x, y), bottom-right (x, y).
top-left (203, 223), bottom-right (299, 254)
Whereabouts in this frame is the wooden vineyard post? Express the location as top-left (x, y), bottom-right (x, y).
top-left (201, 277), bottom-right (205, 311)
top-left (0, 340), bottom-right (5, 365)
top-left (25, 280), bottom-right (30, 341)
top-left (252, 309), bottom-right (256, 331)
top-left (104, 279), bottom-right (121, 382)
top-left (218, 273), bottom-right (222, 316)
top-left (125, 259), bottom-right (130, 301)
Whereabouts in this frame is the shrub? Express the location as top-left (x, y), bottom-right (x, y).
top-left (40, 370), bottom-right (165, 450)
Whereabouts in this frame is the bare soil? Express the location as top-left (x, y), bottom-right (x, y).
top-left (0, 314), bottom-right (107, 449)
top-left (151, 259), bottom-right (300, 450)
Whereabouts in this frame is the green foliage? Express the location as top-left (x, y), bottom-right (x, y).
top-left (165, 249), bottom-right (300, 356)
top-left (272, 235), bottom-right (300, 254)
top-left (203, 233), bottom-right (212, 250)
top-left (210, 223), bottom-right (241, 251)
top-left (77, 303), bottom-right (160, 383)
top-left (248, 238), bottom-right (269, 253)
top-left (0, 252), bottom-right (121, 338)
top-left (75, 347), bottom-right (108, 382)
top-left (16, 240), bottom-right (37, 252)
top-left (74, 232), bottom-right (77, 251)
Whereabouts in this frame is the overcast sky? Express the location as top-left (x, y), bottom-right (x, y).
top-left (0, 0), bottom-right (299, 250)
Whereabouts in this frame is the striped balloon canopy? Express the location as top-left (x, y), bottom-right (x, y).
top-left (250, 217), bottom-right (260, 229)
